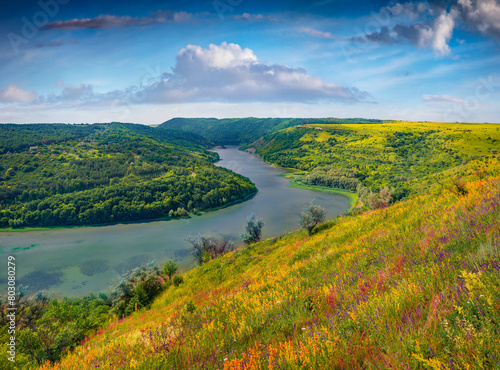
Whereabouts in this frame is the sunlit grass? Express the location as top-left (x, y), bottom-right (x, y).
top-left (39, 159), bottom-right (500, 369)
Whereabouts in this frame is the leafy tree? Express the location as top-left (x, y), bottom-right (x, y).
top-left (241, 213), bottom-right (264, 245)
top-left (163, 260), bottom-right (178, 280)
top-left (299, 201), bottom-right (326, 235)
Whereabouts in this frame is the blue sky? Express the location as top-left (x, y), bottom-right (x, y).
top-left (0, 0), bottom-right (499, 124)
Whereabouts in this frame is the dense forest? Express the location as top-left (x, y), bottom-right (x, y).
top-left (0, 123), bottom-right (256, 228)
top-left (160, 117), bottom-right (383, 145)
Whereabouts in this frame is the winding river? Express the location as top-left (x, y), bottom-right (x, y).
top-left (0, 147), bottom-right (350, 298)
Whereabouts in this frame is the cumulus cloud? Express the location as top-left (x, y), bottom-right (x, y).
top-left (3, 43), bottom-right (371, 107)
top-left (422, 94), bottom-right (468, 105)
top-left (141, 42), bottom-right (371, 103)
top-left (299, 27), bottom-right (339, 39)
top-left (352, 8), bottom-right (458, 55)
top-left (233, 13), bottom-right (278, 22)
top-left (457, 0), bottom-right (500, 39)
top-left (41, 10), bottom-right (192, 30)
top-left (0, 84), bottom-right (37, 103)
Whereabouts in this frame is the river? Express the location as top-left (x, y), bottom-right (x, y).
top-left (0, 147), bottom-right (350, 298)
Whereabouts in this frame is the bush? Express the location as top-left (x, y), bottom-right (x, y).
top-left (187, 233), bottom-right (234, 265)
top-left (110, 261), bottom-right (164, 317)
top-left (241, 213), bottom-right (264, 245)
top-left (185, 300), bottom-right (196, 313)
top-left (299, 201), bottom-right (326, 235)
top-left (367, 187), bottom-right (393, 209)
top-left (173, 275), bottom-right (184, 287)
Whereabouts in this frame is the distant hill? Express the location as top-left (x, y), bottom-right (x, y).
top-left (159, 117), bottom-right (383, 145)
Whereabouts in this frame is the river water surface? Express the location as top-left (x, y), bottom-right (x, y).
top-left (0, 147), bottom-right (350, 297)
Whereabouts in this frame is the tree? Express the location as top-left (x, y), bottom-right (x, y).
top-left (163, 260), bottom-right (178, 280)
top-left (241, 213), bottom-right (264, 245)
top-left (299, 201), bottom-right (326, 235)
top-left (367, 187), bottom-right (393, 209)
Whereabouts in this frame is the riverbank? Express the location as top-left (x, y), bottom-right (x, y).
top-left (283, 173), bottom-right (358, 210)
top-left (0, 191), bottom-right (258, 233)
top-left (243, 148), bottom-right (358, 211)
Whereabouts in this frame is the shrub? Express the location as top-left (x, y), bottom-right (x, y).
top-left (173, 275), bottom-right (184, 287)
top-left (241, 213), bottom-right (264, 245)
top-left (185, 300), bottom-right (196, 313)
top-left (299, 201), bottom-right (326, 235)
top-left (367, 187), bottom-right (393, 209)
top-left (110, 261), bottom-right (164, 317)
top-left (187, 233), bottom-right (234, 265)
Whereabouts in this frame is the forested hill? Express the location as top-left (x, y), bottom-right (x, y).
top-left (0, 123), bottom-right (256, 229)
top-left (159, 117), bottom-right (383, 145)
top-left (247, 121), bottom-right (500, 203)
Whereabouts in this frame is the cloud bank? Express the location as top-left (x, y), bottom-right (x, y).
top-left (0, 43), bottom-right (371, 107)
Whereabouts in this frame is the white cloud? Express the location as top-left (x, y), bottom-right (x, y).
top-left (0, 84), bottom-right (37, 103)
top-left (422, 94), bottom-right (468, 105)
top-left (142, 42), bottom-right (371, 103)
top-left (352, 8), bottom-right (457, 56)
top-left (458, 0), bottom-right (500, 39)
top-left (299, 27), bottom-right (339, 39)
top-left (0, 43), bottom-right (371, 112)
top-left (426, 9), bottom-right (458, 56)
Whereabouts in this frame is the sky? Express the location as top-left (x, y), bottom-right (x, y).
top-left (0, 0), bottom-right (499, 124)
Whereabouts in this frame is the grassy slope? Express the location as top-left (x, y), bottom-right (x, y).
top-left (248, 121), bottom-right (500, 194)
top-left (41, 159), bottom-right (500, 369)
top-left (159, 118), bottom-right (383, 145)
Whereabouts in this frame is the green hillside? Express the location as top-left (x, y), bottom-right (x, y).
top-left (159, 118), bottom-right (383, 145)
top-left (0, 123), bottom-right (256, 229)
top-left (27, 157), bottom-right (500, 370)
top-left (248, 121), bottom-right (500, 202)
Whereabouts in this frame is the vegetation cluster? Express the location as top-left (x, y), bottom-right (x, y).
top-left (0, 123), bottom-right (256, 229)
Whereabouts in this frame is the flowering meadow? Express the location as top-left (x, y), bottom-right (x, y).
top-left (41, 160), bottom-right (500, 369)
